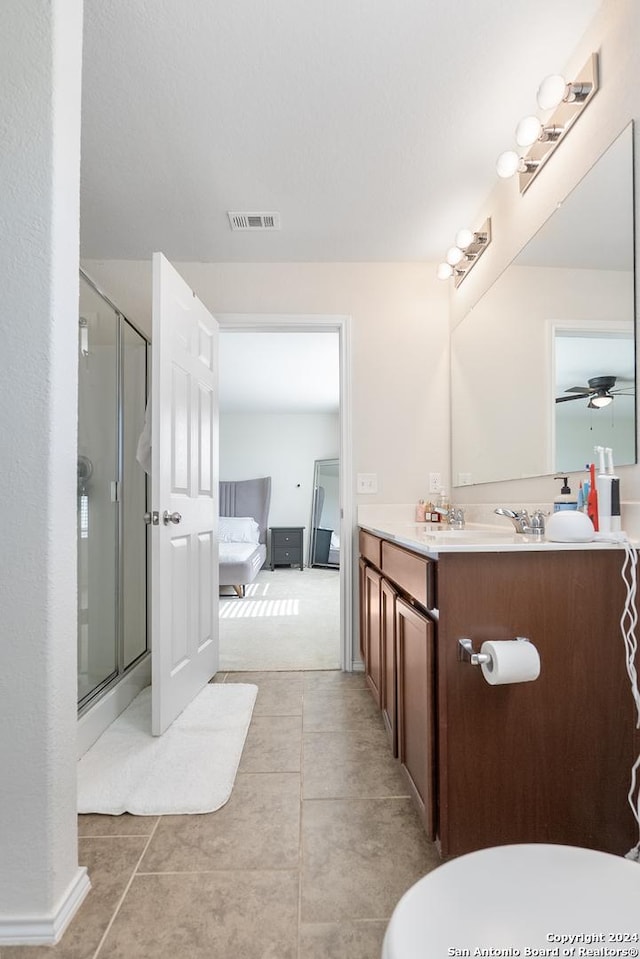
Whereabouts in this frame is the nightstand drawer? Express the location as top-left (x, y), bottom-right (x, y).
top-left (272, 528), bottom-right (302, 548)
top-left (272, 546), bottom-right (302, 565)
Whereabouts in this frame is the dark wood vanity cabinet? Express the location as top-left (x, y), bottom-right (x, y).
top-left (359, 530), bottom-right (437, 833)
top-left (380, 577), bottom-right (398, 755)
top-left (362, 563), bottom-right (382, 707)
top-left (396, 595), bottom-right (436, 840)
top-left (358, 528), bottom-right (640, 860)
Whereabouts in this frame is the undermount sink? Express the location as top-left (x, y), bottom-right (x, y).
top-left (420, 528), bottom-right (515, 543)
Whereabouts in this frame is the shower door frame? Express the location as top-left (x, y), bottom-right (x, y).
top-left (77, 269), bottom-right (151, 715)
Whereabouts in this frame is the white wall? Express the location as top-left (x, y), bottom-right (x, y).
top-left (82, 261), bottom-right (452, 506)
top-left (0, 0), bottom-right (89, 942)
top-left (220, 411), bottom-right (339, 558)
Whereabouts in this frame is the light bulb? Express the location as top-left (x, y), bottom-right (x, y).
top-left (496, 150), bottom-right (520, 179)
top-left (589, 392), bottom-right (613, 409)
top-left (537, 74), bottom-right (568, 111)
top-left (446, 246), bottom-right (464, 266)
top-left (455, 228), bottom-right (474, 250)
top-left (515, 115), bottom-right (542, 148)
top-left (437, 262), bottom-right (453, 280)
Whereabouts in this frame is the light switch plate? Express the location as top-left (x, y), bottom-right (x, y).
top-left (357, 473), bottom-right (378, 494)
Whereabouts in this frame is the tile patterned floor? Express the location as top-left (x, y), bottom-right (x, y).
top-left (3, 671), bottom-right (442, 959)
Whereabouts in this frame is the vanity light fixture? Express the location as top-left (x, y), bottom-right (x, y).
top-left (496, 52), bottom-right (599, 194)
top-left (436, 218), bottom-right (492, 287)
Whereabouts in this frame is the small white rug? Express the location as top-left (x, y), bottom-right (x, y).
top-left (77, 683), bottom-right (257, 816)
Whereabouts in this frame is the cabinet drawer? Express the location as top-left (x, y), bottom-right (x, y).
top-left (273, 546), bottom-right (302, 565)
top-left (359, 529), bottom-right (382, 568)
top-left (272, 528), bottom-right (302, 547)
top-left (381, 541), bottom-right (436, 610)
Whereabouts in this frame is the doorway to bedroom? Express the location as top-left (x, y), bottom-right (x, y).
top-left (216, 315), bottom-right (352, 672)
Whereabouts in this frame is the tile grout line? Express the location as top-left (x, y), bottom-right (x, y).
top-left (296, 684), bottom-right (305, 959)
top-left (91, 815), bottom-right (162, 959)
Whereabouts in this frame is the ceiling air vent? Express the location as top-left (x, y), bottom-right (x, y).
top-left (227, 211), bottom-right (281, 231)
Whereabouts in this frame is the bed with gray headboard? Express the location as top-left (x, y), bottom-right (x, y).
top-left (219, 476), bottom-right (271, 597)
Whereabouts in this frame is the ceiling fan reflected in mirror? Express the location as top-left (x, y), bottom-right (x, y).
top-left (555, 375), bottom-right (635, 408)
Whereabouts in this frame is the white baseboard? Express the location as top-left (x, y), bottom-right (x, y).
top-left (77, 655), bottom-right (151, 757)
top-left (0, 866), bottom-right (90, 946)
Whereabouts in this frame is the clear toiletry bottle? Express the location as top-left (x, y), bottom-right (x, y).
top-left (553, 476), bottom-right (577, 512)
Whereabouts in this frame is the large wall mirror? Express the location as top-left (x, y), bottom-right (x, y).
top-left (451, 122), bottom-right (636, 487)
top-left (309, 458), bottom-right (340, 568)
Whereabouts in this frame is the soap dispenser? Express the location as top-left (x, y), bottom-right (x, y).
top-left (553, 476), bottom-right (578, 512)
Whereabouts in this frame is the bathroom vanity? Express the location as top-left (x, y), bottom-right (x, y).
top-left (358, 523), bottom-right (640, 859)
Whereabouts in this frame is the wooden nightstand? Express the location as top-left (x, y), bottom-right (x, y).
top-left (269, 526), bottom-right (304, 570)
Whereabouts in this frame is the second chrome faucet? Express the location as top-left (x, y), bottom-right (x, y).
top-left (494, 507), bottom-right (546, 535)
top-left (435, 505), bottom-right (466, 529)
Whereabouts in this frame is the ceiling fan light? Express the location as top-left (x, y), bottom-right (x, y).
top-left (589, 391), bottom-right (613, 409)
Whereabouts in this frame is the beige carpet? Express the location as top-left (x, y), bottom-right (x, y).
top-left (219, 566), bottom-right (340, 671)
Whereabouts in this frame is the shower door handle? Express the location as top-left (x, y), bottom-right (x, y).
top-left (162, 510), bottom-right (182, 526)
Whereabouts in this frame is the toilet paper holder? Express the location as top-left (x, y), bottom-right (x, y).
top-left (458, 636), bottom-right (531, 666)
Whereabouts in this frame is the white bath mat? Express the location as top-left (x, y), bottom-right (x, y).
top-left (78, 683), bottom-right (257, 816)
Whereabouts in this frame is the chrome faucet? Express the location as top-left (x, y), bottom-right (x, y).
top-left (494, 507), bottom-right (545, 535)
top-left (435, 506), bottom-right (465, 529)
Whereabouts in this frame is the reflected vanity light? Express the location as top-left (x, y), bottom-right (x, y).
top-left (437, 218), bottom-right (492, 287)
top-left (496, 52), bottom-right (599, 194)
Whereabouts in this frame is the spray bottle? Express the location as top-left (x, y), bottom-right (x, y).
top-left (607, 447), bottom-right (621, 533)
top-left (595, 445), bottom-right (612, 534)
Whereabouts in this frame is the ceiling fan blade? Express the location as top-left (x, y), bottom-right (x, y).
top-left (555, 394), bottom-right (587, 403)
top-left (564, 386), bottom-right (593, 395)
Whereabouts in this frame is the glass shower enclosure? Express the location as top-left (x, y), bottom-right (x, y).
top-left (77, 272), bottom-right (149, 710)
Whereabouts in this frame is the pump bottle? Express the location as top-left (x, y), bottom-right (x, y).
top-left (553, 476), bottom-right (577, 512)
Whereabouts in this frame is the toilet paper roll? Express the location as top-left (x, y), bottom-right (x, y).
top-left (480, 640), bottom-right (540, 686)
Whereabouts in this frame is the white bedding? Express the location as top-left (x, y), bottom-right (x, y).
top-left (219, 542), bottom-right (259, 563)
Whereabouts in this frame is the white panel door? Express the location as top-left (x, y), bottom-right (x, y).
top-left (151, 253), bottom-right (219, 736)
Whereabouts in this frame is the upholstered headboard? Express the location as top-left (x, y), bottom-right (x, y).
top-left (219, 477), bottom-right (271, 545)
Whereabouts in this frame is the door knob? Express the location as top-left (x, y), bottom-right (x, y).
top-left (162, 510), bottom-right (182, 526)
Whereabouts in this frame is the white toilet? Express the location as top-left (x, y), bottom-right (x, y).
top-left (383, 844), bottom-right (640, 959)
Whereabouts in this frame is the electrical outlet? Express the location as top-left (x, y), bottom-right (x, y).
top-left (357, 473), bottom-right (378, 494)
top-left (428, 472), bottom-right (442, 494)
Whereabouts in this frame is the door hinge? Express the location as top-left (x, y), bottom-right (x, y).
top-left (110, 480), bottom-right (120, 503)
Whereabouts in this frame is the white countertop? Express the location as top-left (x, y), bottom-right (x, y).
top-left (358, 519), bottom-right (634, 558)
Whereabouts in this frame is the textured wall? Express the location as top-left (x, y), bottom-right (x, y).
top-left (0, 0), bottom-right (87, 935)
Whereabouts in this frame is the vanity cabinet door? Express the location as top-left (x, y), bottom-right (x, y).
top-left (358, 558), bottom-right (367, 661)
top-left (381, 576), bottom-right (398, 755)
top-left (436, 550), bottom-right (638, 859)
top-left (363, 564), bottom-right (382, 707)
top-left (396, 596), bottom-right (436, 840)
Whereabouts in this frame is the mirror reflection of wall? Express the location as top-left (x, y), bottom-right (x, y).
top-left (451, 122), bottom-right (635, 487)
top-left (309, 458), bottom-right (340, 568)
